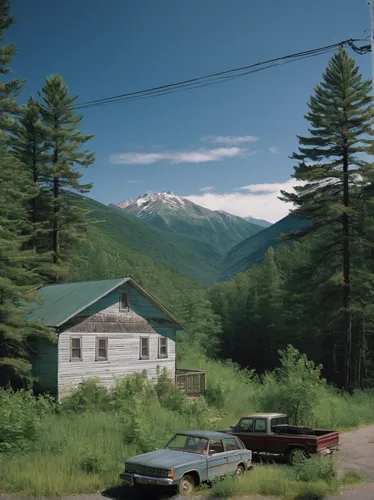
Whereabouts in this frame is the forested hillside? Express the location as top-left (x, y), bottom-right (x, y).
top-left (220, 214), bottom-right (310, 279)
top-left (78, 196), bottom-right (222, 286)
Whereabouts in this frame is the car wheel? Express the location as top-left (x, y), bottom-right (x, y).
top-left (178, 474), bottom-right (196, 495)
top-left (235, 465), bottom-right (245, 480)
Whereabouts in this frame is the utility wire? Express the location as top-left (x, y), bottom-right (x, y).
top-left (71, 39), bottom-right (368, 111)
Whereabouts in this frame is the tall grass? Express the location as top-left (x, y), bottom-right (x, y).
top-left (1, 347), bottom-right (374, 497)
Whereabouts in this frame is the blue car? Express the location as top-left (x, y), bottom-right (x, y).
top-left (120, 430), bottom-right (253, 495)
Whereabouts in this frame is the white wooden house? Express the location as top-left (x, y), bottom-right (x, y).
top-left (27, 276), bottom-right (185, 400)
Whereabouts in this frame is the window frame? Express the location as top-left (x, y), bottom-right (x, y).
top-left (208, 439), bottom-right (225, 455)
top-left (119, 292), bottom-right (129, 311)
top-left (95, 336), bottom-right (108, 362)
top-left (140, 336), bottom-right (150, 360)
top-left (253, 418), bottom-right (267, 433)
top-left (237, 418), bottom-right (254, 432)
top-left (158, 336), bottom-right (168, 359)
top-left (70, 336), bottom-right (82, 362)
top-left (223, 437), bottom-right (240, 452)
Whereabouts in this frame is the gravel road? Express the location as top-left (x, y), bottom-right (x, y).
top-left (1, 425), bottom-right (373, 500)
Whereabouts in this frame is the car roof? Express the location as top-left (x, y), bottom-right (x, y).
top-left (240, 413), bottom-right (287, 419)
top-left (178, 430), bottom-right (233, 440)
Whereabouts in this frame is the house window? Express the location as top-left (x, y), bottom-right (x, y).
top-left (70, 337), bottom-right (82, 361)
top-left (158, 337), bottom-right (168, 358)
top-left (119, 292), bottom-right (129, 311)
top-left (96, 337), bottom-right (108, 361)
top-left (140, 337), bottom-right (149, 360)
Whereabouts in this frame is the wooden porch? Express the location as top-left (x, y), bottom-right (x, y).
top-left (176, 368), bottom-right (206, 397)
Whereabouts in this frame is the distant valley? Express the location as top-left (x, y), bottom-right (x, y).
top-left (75, 192), bottom-right (302, 287)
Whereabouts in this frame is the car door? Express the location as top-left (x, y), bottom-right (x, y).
top-left (233, 418), bottom-right (255, 449)
top-left (234, 418), bottom-right (268, 452)
top-left (207, 439), bottom-right (228, 480)
top-left (223, 437), bottom-right (243, 473)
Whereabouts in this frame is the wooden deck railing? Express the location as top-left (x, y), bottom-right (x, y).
top-left (176, 369), bottom-right (206, 396)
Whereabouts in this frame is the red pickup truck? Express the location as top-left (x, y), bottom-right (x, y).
top-left (220, 413), bottom-right (339, 464)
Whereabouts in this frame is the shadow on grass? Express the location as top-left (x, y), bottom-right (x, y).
top-left (102, 484), bottom-right (178, 499)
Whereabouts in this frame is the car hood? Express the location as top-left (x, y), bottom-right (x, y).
top-left (126, 449), bottom-right (204, 469)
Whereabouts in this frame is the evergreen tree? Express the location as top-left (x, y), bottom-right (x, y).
top-left (38, 74), bottom-right (95, 281)
top-left (0, 141), bottom-right (53, 387)
top-left (10, 97), bottom-right (52, 256)
top-left (0, 0), bottom-right (24, 134)
top-left (280, 49), bottom-right (374, 388)
top-left (0, 0), bottom-right (53, 388)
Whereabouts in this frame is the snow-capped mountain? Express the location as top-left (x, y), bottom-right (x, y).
top-left (111, 191), bottom-right (263, 253)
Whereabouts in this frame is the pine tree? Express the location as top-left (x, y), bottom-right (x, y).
top-left (38, 74), bottom-right (95, 281)
top-left (10, 97), bottom-right (52, 256)
top-left (0, 0), bottom-right (24, 134)
top-left (280, 48), bottom-right (374, 388)
top-left (0, 1), bottom-right (53, 388)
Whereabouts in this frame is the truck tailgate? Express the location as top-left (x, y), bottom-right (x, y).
top-left (316, 431), bottom-right (339, 452)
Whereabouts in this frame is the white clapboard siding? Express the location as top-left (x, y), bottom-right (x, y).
top-left (57, 286), bottom-right (177, 400)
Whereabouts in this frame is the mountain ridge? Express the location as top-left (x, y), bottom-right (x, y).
top-left (111, 191), bottom-right (263, 254)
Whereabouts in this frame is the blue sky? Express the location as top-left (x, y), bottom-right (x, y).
top-left (9, 0), bottom-right (371, 222)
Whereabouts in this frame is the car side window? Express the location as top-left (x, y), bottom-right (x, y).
top-left (223, 438), bottom-right (240, 451)
top-left (254, 418), bottom-right (266, 432)
top-left (209, 440), bottom-right (225, 454)
top-left (237, 418), bottom-right (254, 431)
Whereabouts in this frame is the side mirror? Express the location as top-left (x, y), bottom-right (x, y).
top-left (209, 449), bottom-right (216, 456)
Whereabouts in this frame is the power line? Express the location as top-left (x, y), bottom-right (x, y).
top-left (71, 39), bottom-right (368, 111)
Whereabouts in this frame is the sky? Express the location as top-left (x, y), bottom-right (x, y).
top-left (8, 0), bottom-right (372, 223)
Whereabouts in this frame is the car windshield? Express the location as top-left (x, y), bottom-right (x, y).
top-left (166, 434), bottom-right (208, 454)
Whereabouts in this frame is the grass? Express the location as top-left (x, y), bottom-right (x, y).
top-left (207, 459), bottom-right (363, 500)
top-left (1, 351), bottom-right (374, 498)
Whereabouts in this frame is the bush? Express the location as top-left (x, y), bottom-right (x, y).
top-left (290, 453), bottom-right (336, 483)
top-left (0, 388), bottom-right (55, 454)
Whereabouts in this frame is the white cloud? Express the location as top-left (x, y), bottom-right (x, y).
top-left (269, 146), bottom-right (278, 154)
top-left (199, 186), bottom-right (215, 192)
top-left (186, 178), bottom-right (305, 223)
top-left (201, 135), bottom-right (259, 145)
top-left (109, 147), bottom-right (247, 165)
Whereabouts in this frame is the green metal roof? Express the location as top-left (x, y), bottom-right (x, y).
top-left (26, 276), bottom-right (183, 329)
top-left (27, 277), bottom-right (130, 327)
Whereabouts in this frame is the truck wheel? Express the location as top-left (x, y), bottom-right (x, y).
top-left (178, 474), bottom-right (196, 495)
top-left (287, 448), bottom-right (308, 465)
top-left (235, 465), bottom-right (245, 479)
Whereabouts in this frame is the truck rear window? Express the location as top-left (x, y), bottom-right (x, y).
top-left (271, 417), bottom-right (288, 431)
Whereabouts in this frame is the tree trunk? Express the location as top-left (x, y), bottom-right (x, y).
top-left (342, 145), bottom-right (351, 388)
top-left (52, 146), bottom-right (60, 282)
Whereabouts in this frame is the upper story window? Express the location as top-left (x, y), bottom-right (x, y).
top-left (158, 337), bottom-right (168, 358)
top-left (70, 337), bottom-right (82, 361)
top-left (119, 292), bottom-right (129, 311)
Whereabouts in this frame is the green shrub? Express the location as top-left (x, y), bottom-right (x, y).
top-left (290, 454), bottom-right (336, 483)
top-left (0, 388), bottom-right (55, 453)
top-left (59, 378), bottom-right (112, 413)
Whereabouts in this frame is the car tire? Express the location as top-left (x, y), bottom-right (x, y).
top-left (177, 474), bottom-right (196, 495)
top-left (235, 465), bottom-right (245, 480)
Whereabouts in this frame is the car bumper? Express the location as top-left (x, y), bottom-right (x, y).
top-left (120, 471), bottom-right (176, 486)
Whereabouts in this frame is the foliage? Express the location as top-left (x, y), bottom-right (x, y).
top-left (259, 346), bottom-right (326, 425)
top-left (37, 74), bottom-right (95, 281)
top-left (279, 48), bottom-right (374, 389)
top-left (0, 388), bottom-right (54, 453)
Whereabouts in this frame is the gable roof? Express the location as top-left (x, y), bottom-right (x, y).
top-left (27, 276), bottom-right (183, 329)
